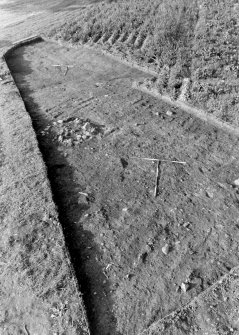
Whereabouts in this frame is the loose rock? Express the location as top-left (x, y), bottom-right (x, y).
top-left (206, 189), bottom-right (214, 198)
top-left (49, 117), bottom-right (103, 146)
top-left (181, 282), bottom-right (190, 293)
top-left (233, 178), bottom-right (239, 187)
top-left (162, 243), bottom-right (170, 255)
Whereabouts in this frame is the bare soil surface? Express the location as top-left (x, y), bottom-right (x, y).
top-left (144, 267), bottom-right (239, 335)
top-left (6, 40), bottom-right (239, 335)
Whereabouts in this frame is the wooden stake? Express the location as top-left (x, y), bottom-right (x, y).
top-left (133, 157), bottom-right (186, 165)
top-left (24, 325), bottom-right (30, 335)
top-left (79, 192), bottom-right (88, 197)
top-left (64, 66), bottom-right (69, 76)
top-left (131, 156), bottom-right (186, 197)
top-left (52, 64), bottom-right (74, 75)
top-left (154, 160), bottom-right (160, 197)
top-left (2, 80), bottom-right (13, 85)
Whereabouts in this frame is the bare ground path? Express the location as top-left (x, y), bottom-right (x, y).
top-left (6, 40), bottom-right (239, 335)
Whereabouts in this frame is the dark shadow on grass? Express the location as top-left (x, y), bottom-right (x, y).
top-left (6, 42), bottom-right (121, 335)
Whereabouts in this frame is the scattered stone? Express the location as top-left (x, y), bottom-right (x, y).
top-left (162, 243), bottom-right (170, 255)
top-left (58, 135), bottom-right (63, 143)
top-left (183, 222), bottom-right (190, 228)
top-left (82, 122), bottom-right (91, 131)
top-left (181, 282), bottom-right (190, 293)
top-left (166, 110), bottom-right (173, 116)
top-left (43, 213), bottom-right (49, 222)
top-left (206, 189), bottom-right (214, 198)
top-left (50, 118), bottom-right (103, 146)
top-left (65, 139), bottom-right (73, 147)
top-left (233, 178), bottom-right (239, 187)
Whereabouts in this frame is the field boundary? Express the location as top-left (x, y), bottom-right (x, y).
top-left (133, 82), bottom-right (239, 137)
top-left (0, 36), bottom-right (90, 334)
top-left (47, 37), bottom-right (159, 76)
top-left (49, 36), bottom-right (239, 138)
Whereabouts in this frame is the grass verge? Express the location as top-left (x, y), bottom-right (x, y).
top-left (0, 43), bottom-right (89, 334)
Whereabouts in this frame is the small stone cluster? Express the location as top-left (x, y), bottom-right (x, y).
top-left (40, 118), bottom-right (102, 146)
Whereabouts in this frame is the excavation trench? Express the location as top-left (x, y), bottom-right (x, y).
top-left (6, 40), bottom-right (239, 335)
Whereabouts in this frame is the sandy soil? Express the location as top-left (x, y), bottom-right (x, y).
top-left (6, 40), bottom-right (239, 335)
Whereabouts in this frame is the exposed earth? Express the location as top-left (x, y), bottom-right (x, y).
top-left (1, 1), bottom-right (239, 335)
top-left (6, 40), bottom-right (239, 334)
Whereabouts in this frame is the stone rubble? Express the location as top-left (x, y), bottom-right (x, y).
top-left (40, 117), bottom-right (103, 146)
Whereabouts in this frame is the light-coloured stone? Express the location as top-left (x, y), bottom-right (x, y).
top-left (162, 243), bottom-right (169, 255)
top-left (181, 282), bottom-right (190, 293)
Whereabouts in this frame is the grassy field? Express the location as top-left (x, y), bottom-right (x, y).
top-left (50, 0), bottom-right (239, 126)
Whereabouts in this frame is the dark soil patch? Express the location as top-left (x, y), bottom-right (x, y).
top-left (6, 40), bottom-right (239, 335)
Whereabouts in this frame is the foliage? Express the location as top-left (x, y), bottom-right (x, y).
top-left (190, 0), bottom-right (239, 123)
